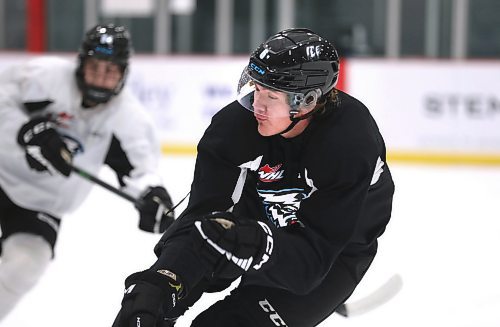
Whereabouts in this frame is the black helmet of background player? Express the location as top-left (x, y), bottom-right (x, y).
top-left (76, 24), bottom-right (132, 106)
top-left (238, 28), bottom-right (340, 117)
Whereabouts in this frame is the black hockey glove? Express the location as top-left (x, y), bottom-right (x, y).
top-left (112, 269), bottom-right (185, 327)
top-left (17, 116), bottom-right (72, 176)
top-left (192, 211), bottom-right (274, 279)
top-left (136, 186), bottom-right (175, 233)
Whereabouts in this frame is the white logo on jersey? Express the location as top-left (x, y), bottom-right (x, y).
top-left (258, 189), bottom-right (305, 227)
top-left (124, 284), bottom-right (136, 294)
top-left (371, 156), bottom-right (385, 185)
top-left (258, 169), bottom-right (317, 227)
top-left (259, 299), bottom-right (288, 326)
top-left (258, 164), bottom-right (284, 182)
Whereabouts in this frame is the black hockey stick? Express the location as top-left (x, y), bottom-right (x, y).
top-left (70, 164), bottom-right (189, 216)
top-left (71, 164), bottom-right (139, 204)
top-left (336, 273), bottom-right (403, 317)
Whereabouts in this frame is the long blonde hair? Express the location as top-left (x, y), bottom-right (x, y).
top-left (312, 88), bottom-right (340, 117)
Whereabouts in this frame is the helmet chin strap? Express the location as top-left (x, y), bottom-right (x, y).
top-left (277, 103), bottom-right (320, 136)
top-left (277, 115), bottom-right (301, 135)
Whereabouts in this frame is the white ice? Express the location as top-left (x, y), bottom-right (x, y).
top-left (2, 157), bottom-right (500, 326)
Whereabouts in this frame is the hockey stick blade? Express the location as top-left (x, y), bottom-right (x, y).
top-left (336, 273), bottom-right (403, 317)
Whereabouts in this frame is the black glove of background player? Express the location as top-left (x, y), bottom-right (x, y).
top-left (192, 211), bottom-right (274, 279)
top-left (136, 186), bottom-right (175, 233)
top-left (17, 116), bottom-right (72, 176)
top-left (112, 269), bottom-right (184, 327)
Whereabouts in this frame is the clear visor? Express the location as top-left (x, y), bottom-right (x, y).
top-left (237, 68), bottom-right (306, 118)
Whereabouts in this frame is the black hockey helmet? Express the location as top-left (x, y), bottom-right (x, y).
top-left (238, 28), bottom-right (340, 116)
top-left (76, 24), bottom-right (132, 105)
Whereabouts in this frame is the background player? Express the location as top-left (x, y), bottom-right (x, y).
top-left (0, 23), bottom-right (175, 321)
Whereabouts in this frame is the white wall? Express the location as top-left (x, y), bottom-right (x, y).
top-left (2, 53), bottom-right (500, 164)
top-left (346, 59), bottom-right (500, 163)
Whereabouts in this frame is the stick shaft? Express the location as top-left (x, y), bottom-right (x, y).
top-left (71, 164), bottom-right (138, 204)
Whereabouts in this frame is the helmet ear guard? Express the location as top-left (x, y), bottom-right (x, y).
top-left (304, 89), bottom-right (321, 107)
top-left (288, 88), bottom-right (321, 116)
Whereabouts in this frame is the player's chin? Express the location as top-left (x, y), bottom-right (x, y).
top-left (257, 123), bottom-right (277, 136)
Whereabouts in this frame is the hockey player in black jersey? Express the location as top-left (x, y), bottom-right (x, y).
top-left (113, 28), bottom-right (395, 327)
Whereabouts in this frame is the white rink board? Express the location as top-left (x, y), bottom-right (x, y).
top-left (2, 54), bottom-right (500, 158)
top-left (128, 56), bottom-right (247, 144)
top-left (346, 60), bottom-right (500, 156)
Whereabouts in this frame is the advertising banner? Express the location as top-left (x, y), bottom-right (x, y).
top-left (1, 53), bottom-right (499, 163)
top-left (346, 60), bottom-right (500, 163)
top-left (128, 56), bottom-right (247, 145)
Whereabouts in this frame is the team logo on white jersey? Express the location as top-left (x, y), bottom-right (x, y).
top-left (46, 111), bottom-right (74, 128)
top-left (258, 164), bottom-right (284, 182)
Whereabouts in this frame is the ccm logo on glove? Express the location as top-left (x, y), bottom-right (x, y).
top-left (17, 116), bottom-right (73, 176)
top-left (193, 211), bottom-right (274, 279)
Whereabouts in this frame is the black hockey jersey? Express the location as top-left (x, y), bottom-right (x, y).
top-left (155, 90), bottom-right (394, 295)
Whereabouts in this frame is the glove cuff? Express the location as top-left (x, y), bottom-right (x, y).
top-left (129, 269), bottom-right (185, 299)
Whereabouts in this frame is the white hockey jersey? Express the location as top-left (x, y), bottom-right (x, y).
top-left (0, 56), bottom-right (164, 217)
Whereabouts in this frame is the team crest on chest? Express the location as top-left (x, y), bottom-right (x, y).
top-left (256, 168), bottom-right (318, 228)
top-left (258, 163), bottom-right (284, 183)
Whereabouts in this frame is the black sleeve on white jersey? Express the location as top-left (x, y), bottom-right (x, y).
top-left (23, 100), bottom-right (53, 114)
top-left (104, 134), bottom-right (134, 187)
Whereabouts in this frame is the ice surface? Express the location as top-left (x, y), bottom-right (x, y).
top-left (2, 157), bottom-right (500, 326)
